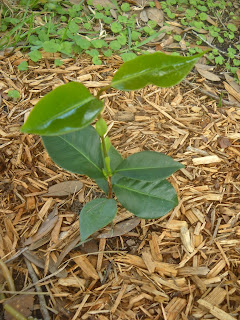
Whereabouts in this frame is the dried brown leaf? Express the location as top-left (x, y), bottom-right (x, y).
top-left (224, 81), bottom-right (240, 102)
top-left (92, 0), bottom-right (115, 8)
top-left (24, 207), bottom-right (58, 246)
top-left (140, 9), bottom-right (148, 22)
top-left (146, 7), bottom-right (164, 26)
top-left (98, 217), bottom-right (140, 238)
top-left (196, 66), bottom-right (221, 82)
top-left (224, 73), bottom-right (240, 93)
top-left (4, 292), bottom-right (34, 320)
top-left (217, 136), bottom-right (231, 149)
top-left (44, 180), bottom-right (83, 197)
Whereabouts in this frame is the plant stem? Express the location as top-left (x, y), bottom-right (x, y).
top-left (97, 114), bottom-right (113, 198)
top-left (4, 304), bottom-right (28, 320)
top-left (96, 85), bottom-right (111, 100)
top-left (107, 176), bottom-right (112, 199)
top-left (0, 259), bottom-right (15, 292)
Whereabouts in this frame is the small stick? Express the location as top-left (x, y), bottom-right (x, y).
top-left (183, 79), bottom-right (240, 108)
top-left (24, 257), bottom-right (51, 320)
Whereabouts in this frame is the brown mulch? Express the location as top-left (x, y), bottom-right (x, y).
top-left (0, 50), bottom-right (240, 320)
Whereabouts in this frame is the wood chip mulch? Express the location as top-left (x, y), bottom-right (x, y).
top-left (0, 50), bottom-right (240, 320)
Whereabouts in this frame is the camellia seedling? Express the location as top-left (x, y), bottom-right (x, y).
top-left (21, 51), bottom-right (205, 241)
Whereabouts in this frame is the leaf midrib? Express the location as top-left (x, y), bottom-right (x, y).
top-left (114, 182), bottom-right (176, 204)
top-left (59, 135), bottom-right (103, 175)
top-left (115, 165), bottom-right (179, 172)
top-left (111, 60), bottom-right (193, 87)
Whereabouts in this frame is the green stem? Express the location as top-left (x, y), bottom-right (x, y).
top-left (4, 304), bottom-right (28, 320)
top-left (0, 259), bottom-right (15, 292)
top-left (97, 114), bottom-right (113, 198)
top-left (96, 85), bottom-right (111, 100)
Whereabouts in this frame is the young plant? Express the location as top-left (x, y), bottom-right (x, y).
top-left (21, 51), bottom-right (205, 241)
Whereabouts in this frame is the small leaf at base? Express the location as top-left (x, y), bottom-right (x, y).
top-left (113, 176), bottom-right (178, 219)
top-left (79, 198), bottom-right (117, 241)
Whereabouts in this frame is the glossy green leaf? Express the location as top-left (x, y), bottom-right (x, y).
top-left (95, 144), bottom-right (123, 193)
top-left (21, 82), bottom-right (103, 136)
top-left (96, 117), bottom-right (108, 137)
top-left (79, 198), bottom-right (117, 241)
top-left (111, 51), bottom-right (206, 91)
top-left (41, 126), bottom-right (105, 179)
top-left (113, 176), bottom-right (178, 219)
top-left (114, 151), bottom-right (184, 181)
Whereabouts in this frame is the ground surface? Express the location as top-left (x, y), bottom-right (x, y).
top-left (1, 1), bottom-right (240, 320)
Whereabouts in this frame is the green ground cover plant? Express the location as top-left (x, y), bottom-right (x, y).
top-left (161, 0), bottom-right (240, 76)
top-left (1, 0), bottom-right (238, 77)
top-left (21, 51), bottom-right (205, 241)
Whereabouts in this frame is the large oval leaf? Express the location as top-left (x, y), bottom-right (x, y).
top-left (113, 176), bottom-right (178, 219)
top-left (21, 82), bottom-right (103, 135)
top-left (111, 51), bottom-right (206, 91)
top-left (42, 125), bottom-right (105, 179)
top-left (114, 151), bottom-right (184, 181)
top-left (79, 198), bottom-right (117, 241)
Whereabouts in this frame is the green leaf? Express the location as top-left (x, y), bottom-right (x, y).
top-left (114, 151), bottom-right (183, 181)
top-left (103, 49), bottom-right (113, 57)
top-left (54, 59), bottom-right (63, 67)
top-left (131, 30), bottom-right (141, 41)
top-left (227, 23), bottom-right (237, 32)
top-left (74, 36), bottom-right (91, 49)
top-left (41, 125), bottom-right (105, 179)
top-left (8, 90), bottom-right (20, 99)
top-left (111, 22), bottom-right (123, 33)
top-left (111, 51), bottom-right (206, 91)
top-left (21, 82), bottom-right (103, 136)
top-left (121, 3), bottom-right (130, 12)
top-left (69, 20), bottom-right (79, 33)
top-left (92, 56), bottom-right (102, 65)
top-left (28, 50), bottom-right (42, 62)
top-left (86, 49), bottom-right (99, 57)
top-left (215, 55), bottom-right (225, 65)
top-left (43, 40), bottom-right (60, 53)
top-left (110, 40), bottom-right (121, 51)
top-left (96, 118), bottom-right (108, 137)
top-left (120, 52), bottom-right (137, 62)
top-left (79, 198), bottom-right (117, 241)
top-left (91, 39), bottom-right (107, 48)
top-left (17, 61), bottom-right (28, 71)
top-left (113, 177), bottom-right (178, 219)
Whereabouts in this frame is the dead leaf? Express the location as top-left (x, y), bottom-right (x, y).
top-left (4, 292), bottom-right (34, 320)
top-left (195, 63), bottom-right (215, 71)
top-left (146, 7), bottom-right (164, 26)
top-left (224, 74), bottom-right (240, 93)
top-left (44, 180), bottom-right (83, 197)
top-left (154, 0), bottom-right (161, 9)
top-left (196, 66), bottom-right (221, 82)
top-left (98, 217), bottom-right (140, 238)
top-left (92, 0), bottom-right (115, 8)
top-left (24, 206), bottom-right (58, 246)
top-left (140, 9), bottom-right (148, 22)
top-left (224, 81), bottom-right (240, 103)
top-left (217, 136), bottom-right (231, 149)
